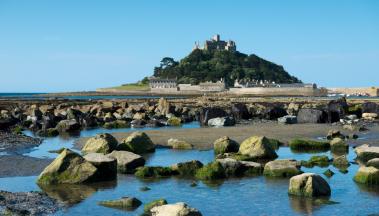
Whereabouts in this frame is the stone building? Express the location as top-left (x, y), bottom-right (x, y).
top-left (199, 80), bottom-right (226, 92)
top-left (148, 76), bottom-right (178, 90)
top-left (194, 34), bottom-right (236, 52)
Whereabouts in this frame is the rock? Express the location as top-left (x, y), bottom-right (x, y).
top-left (82, 133), bottom-right (118, 154)
top-left (367, 158), bottom-right (379, 169)
top-left (297, 108), bottom-right (328, 123)
top-left (150, 202), bottom-right (202, 216)
top-left (354, 144), bottom-right (379, 162)
top-left (167, 116), bottom-right (182, 126)
top-left (118, 132), bottom-right (155, 154)
top-left (327, 98), bottom-right (348, 123)
top-left (263, 159), bottom-right (302, 177)
top-left (144, 199), bottom-right (168, 213)
top-left (207, 117), bottom-right (235, 127)
top-left (156, 97), bottom-right (175, 116)
top-left (133, 112), bottom-right (146, 120)
top-left (330, 138), bottom-right (348, 152)
top-left (36, 128), bottom-right (59, 137)
top-left (264, 106), bottom-right (288, 120)
top-left (131, 119), bottom-right (146, 128)
top-left (103, 120), bottom-right (129, 129)
top-left (216, 158), bottom-right (263, 177)
top-left (323, 169), bottom-right (335, 178)
top-left (332, 155), bottom-right (350, 169)
top-left (195, 161), bottom-right (226, 180)
top-left (353, 166), bottom-right (379, 185)
top-left (326, 130), bottom-right (345, 140)
top-left (289, 139), bottom-right (330, 151)
top-left (37, 149), bottom-right (98, 185)
top-left (238, 136), bottom-right (278, 160)
top-left (83, 153), bottom-right (117, 181)
top-left (362, 113), bottom-right (378, 120)
top-left (231, 103), bottom-right (250, 120)
top-left (239, 161), bottom-right (264, 175)
top-left (98, 197), bottom-right (142, 210)
top-left (140, 186), bottom-right (151, 191)
top-left (0, 190), bottom-right (61, 216)
top-left (199, 107), bottom-right (228, 126)
top-left (362, 102), bottom-right (378, 114)
top-left (106, 150), bottom-right (145, 174)
top-left (171, 160), bottom-right (203, 177)
top-left (56, 119), bottom-right (81, 133)
top-left (167, 138), bottom-right (193, 150)
top-left (135, 166), bottom-right (175, 178)
top-left (278, 115), bottom-right (297, 124)
top-left (301, 156), bottom-right (330, 168)
top-left (82, 114), bottom-right (98, 128)
top-left (287, 102), bottom-right (300, 116)
top-left (213, 136), bottom-right (239, 154)
top-left (288, 173), bottom-right (331, 197)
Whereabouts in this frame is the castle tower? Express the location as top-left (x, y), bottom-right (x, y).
top-left (213, 34), bottom-right (220, 41)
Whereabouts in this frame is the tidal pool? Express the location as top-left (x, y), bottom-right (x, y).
top-left (1, 146), bottom-right (379, 215)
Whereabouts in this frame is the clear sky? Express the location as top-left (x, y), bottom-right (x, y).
top-left (0, 0), bottom-right (378, 92)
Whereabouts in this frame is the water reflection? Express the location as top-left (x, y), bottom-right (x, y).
top-left (39, 180), bottom-right (117, 205)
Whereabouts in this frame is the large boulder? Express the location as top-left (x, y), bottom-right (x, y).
top-left (353, 166), bottom-right (379, 185)
top-left (82, 133), bottom-right (118, 154)
top-left (37, 149), bottom-right (98, 185)
top-left (83, 153), bottom-right (117, 181)
top-left (327, 98), bottom-right (348, 123)
top-left (216, 158), bottom-right (263, 177)
top-left (297, 108), bottom-right (328, 123)
top-left (367, 158), bottom-right (379, 169)
top-left (289, 139), bottom-right (330, 151)
top-left (144, 199), bottom-right (168, 213)
top-left (199, 107), bottom-right (228, 126)
top-left (288, 173), bottom-right (331, 197)
top-left (263, 159), bottom-right (302, 177)
top-left (195, 161), bottom-right (226, 180)
top-left (56, 119), bottom-right (81, 133)
top-left (362, 102), bottom-right (378, 114)
top-left (167, 138), bottom-right (193, 150)
top-left (238, 136), bottom-right (278, 160)
top-left (362, 113), bottom-right (378, 120)
top-left (231, 103), bottom-right (250, 120)
top-left (156, 97), bottom-right (175, 116)
top-left (354, 144), bottom-right (379, 162)
top-left (118, 132), bottom-right (155, 154)
top-left (150, 202), bottom-right (202, 216)
top-left (213, 136), bottom-right (239, 155)
top-left (106, 150), bottom-right (145, 174)
top-left (207, 117), bottom-right (235, 127)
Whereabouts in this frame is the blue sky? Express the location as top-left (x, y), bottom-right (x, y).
top-left (0, 0), bottom-right (378, 92)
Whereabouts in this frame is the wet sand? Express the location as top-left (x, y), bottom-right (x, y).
top-left (76, 123), bottom-right (379, 150)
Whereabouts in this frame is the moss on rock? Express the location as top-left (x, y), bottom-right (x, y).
top-left (263, 159), bottom-right (302, 177)
top-left (195, 161), bottom-right (226, 181)
top-left (144, 199), bottom-right (168, 213)
top-left (135, 166), bottom-right (176, 178)
top-left (118, 132), bottom-right (155, 154)
top-left (353, 166), bottom-right (379, 185)
top-left (301, 155), bottom-right (330, 168)
top-left (213, 136), bottom-right (239, 154)
top-left (98, 197), bottom-right (142, 210)
top-left (289, 139), bottom-right (330, 152)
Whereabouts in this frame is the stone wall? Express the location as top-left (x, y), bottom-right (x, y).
top-left (328, 87), bottom-right (379, 97)
top-left (228, 87), bottom-right (327, 97)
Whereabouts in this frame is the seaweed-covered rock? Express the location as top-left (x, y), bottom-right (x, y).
top-left (167, 138), bottom-right (193, 150)
top-left (83, 153), bottom-right (117, 181)
top-left (37, 149), bottom-right (98, 185)
top-left (118, 132), bottom-right (155, 154)
top-left (367, 158), bottom-right (379, 169)
top-left (332, 155), bottom-right (350, 168)
top-left (326, 130), bottom-right (345, 140)
top-left (216, 158), bottom-right (263, 177)
top-left (323, 169), bottom-right (335, 178)
top-left (195, 161), bottom-right (226, 180)
top-left (167, 117), bottom-right (182, 126)
top-left (106, 150), bottom-right (145, 174)
top-left (199, 107), bottom-right (228, 126)
top-left (330, 138), bottom-right (348, 152)
top-left (301, 156), bottom-right (330, 168)
top-left (82, 133), bottom-right (118, 154)
top-left (171, 160), bottom-right (203, 177)
top-left (238, 136), bottom-right (278, 160)
top-left (144, 199), bottom-right (168, 213)
top-left (135, 166), bottom-right (175, 178)
top-left (353, 166), bottom-right (379, 185)
top-left (213, 136), bottom-right (239, 154)
top-left (98, 197), bottom-right (142, 210)
top-left (289, 139), bottom-right (330, 151)
top-left (264, 159), bottom-right (302, 177)
top-left (150, 202), bottom-right (202, 216)
top-left (56, 119), bottom-right (81, 133)
top-left (288, 173), bottom-right (331, 197)
top-left (355, 144), bottom-right (379, 162)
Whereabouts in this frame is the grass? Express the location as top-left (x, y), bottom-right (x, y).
top-left (101, 83), bottom-right (150, 91)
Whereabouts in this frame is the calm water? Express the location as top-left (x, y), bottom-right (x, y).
top-left (0, 93), bottom-right (186, 100)
top-left (0, 123), bottom-right (379, 215)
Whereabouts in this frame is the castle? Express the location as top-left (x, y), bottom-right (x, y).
top-left (194, 34), bottom-right (236, 52)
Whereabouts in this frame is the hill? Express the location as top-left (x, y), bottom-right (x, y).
top-left (153, 49), bottom-right (301, 87)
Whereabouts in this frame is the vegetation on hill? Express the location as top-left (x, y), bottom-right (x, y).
top-left (153, 49), bottom-right (301, 86)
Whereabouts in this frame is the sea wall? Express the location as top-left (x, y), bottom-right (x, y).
top-left (228, 87), bottom-right (326, 97)
top-left (328, 87), bottom-right (379, 97)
